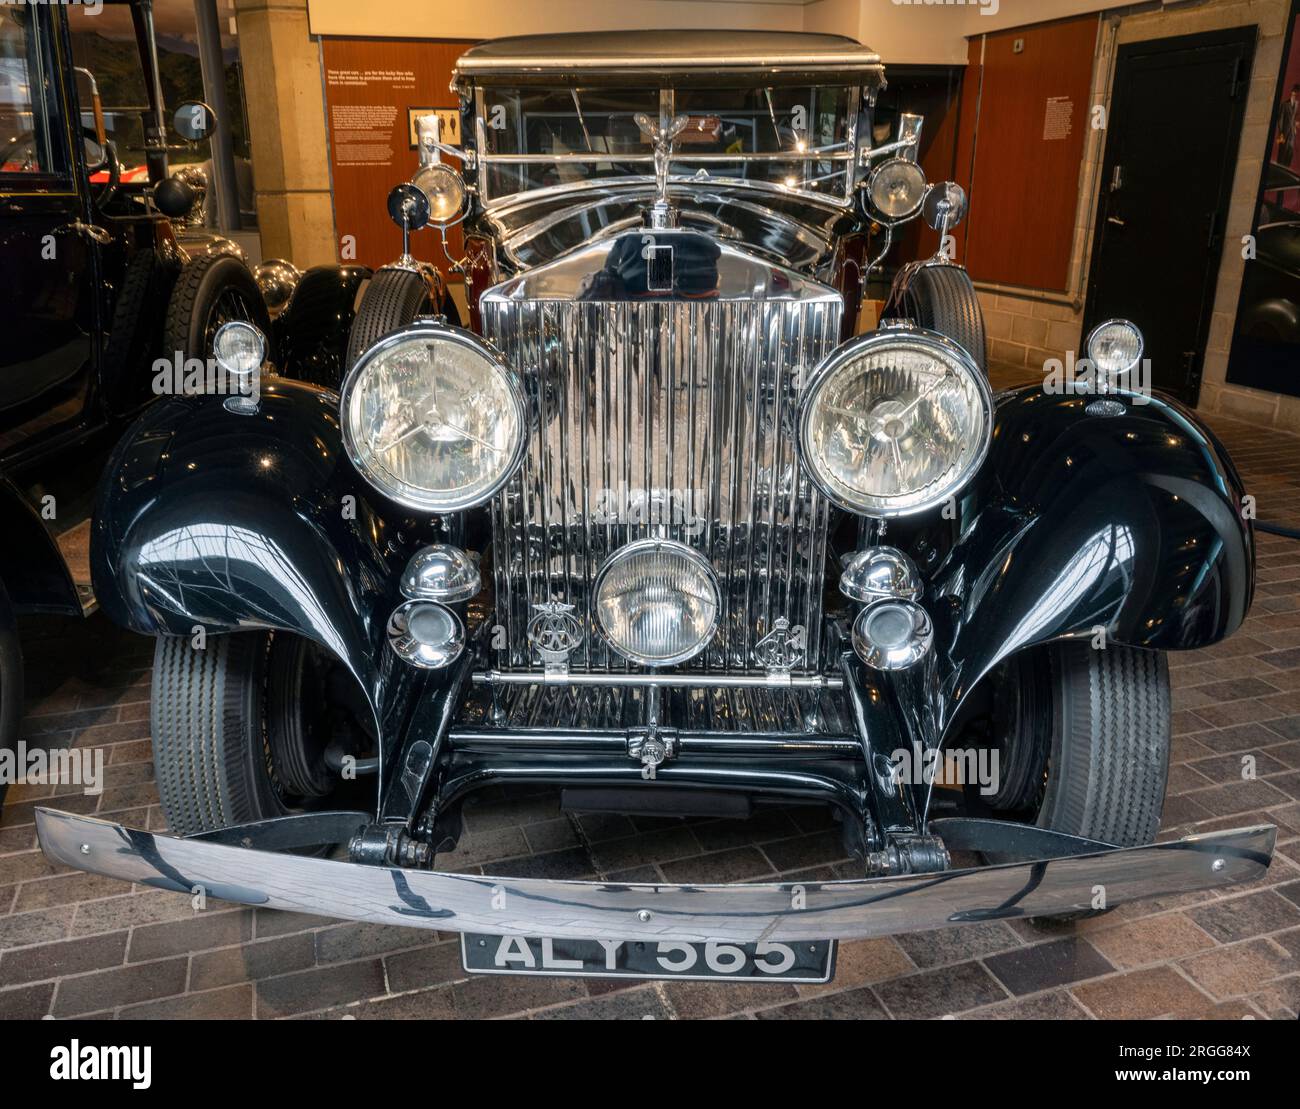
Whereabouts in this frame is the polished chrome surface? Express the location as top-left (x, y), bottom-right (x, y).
top-left (458, 680), bottom-right (853, 736)
top-left (453, 30), bottom-right (884, 90)
top-left (635, 111), bottom-right (689, 229)
top-left (253, 258), bottom-right (301, 316)
top-left (477, 177), bottom-right (855, 273)
top-left (472, 670), bottom-right (843, 689)
top-left (387, 600), bottom-right (466, 669)
top-left (852, 599), bottom-right (934, 670)
top-left (37, 808), bottom-right (1275, 944)
top-left (400, 544), bottom-right (481, 603)
top-left (923, 181), bottom-right (968, 236)
top-left (482, 229), bottom-right (842, 677)
top-left (839, 546), bottom-right (923, 603)
top-left (485, 227), bottom-right (841, 302)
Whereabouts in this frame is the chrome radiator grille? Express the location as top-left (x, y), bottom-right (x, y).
top-left (483, 295), bottom-right (842, 674)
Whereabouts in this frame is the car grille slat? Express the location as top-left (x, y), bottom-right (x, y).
top-left (484, 295), bottom-right (841, 675)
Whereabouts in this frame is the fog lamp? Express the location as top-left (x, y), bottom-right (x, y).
top-left (594, 539), bottom-right (720, 667)
top-left (839, 546), bottom-right (922, 603)
top-left (400, 544), bottom-right (480, 602)
top-left (852, 599), bottom-right (933, 671)
top-left (213, 320), bottom-right (265, 379)
top-left (213, 320), bottom-right (266, 414)
top-left (1085, 318), bottom-right (1144, 379)
top-left (388, 600), bottom-right (465, 669)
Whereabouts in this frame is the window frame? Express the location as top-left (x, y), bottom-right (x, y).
top-left (0, 5), bottom-right (79, 197)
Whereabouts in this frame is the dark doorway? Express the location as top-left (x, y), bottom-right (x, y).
top-left (1083, 27), bottom-right (1256, 405)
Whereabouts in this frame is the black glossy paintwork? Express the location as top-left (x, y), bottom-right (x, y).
top-left (91, 378), bottom-right (1254, 827)
top-left (90, 379), bottom-right (437, 737)
top-left (873, 386), bottom-right (1253, 818)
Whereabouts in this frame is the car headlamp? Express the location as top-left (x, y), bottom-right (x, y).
top-left (593, 540), bottom-right (720, 667)
top-left (1085, 318), bottom-right (1144, 379)
top-left (412, 163), bottom-right (467, 224)
top-left (867, 157), bottom-right (927, 221)
top-left (340, 321), bottom-right (526, 512)
top-left (798, 327), bottom-right (993, 517)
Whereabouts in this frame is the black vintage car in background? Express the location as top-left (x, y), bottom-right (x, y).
top-left (0, 0), bottom-right (364, 802)
top-left (35, 31), bottom-right (1274, 982)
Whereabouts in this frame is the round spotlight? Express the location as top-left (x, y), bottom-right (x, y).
top-left (1086, 319), bottom-right (1144, 380)
top-left (400, 544), bottom-right (481, 603)
top-left (867, 157), bottom-right (927, 221)
top-left (213, 320), bottom-right (265, 380)
top-left (852, 599), bottom-right (933, 671)
top-left (593, 540), bottom-right (720, 667)
top-left (412, 163), bottom-right (466, 224)
top-left (387, 600), bottom-right (465, 669)
top-left (839, 546), bottom-right (922, 603)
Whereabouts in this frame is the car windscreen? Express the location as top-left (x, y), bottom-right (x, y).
top-left (476, 84), bottom-right (858, 204)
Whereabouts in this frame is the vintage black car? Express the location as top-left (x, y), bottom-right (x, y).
top-left (37, 31), bottom-right (1272, 983)
top-left (0, 0), bottom-right (364, 803)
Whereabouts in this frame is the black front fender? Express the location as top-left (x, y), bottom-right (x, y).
top-left (883, 388), bottom-right (1254, 759)
top-left (91, 379), bottom-right (413, 730)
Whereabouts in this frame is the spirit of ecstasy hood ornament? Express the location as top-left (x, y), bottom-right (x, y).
top-left (634, 111), bottom-right (689, 229)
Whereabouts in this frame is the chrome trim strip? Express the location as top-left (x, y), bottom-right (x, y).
top-left (471, 670), bottom-right (845, 689)
top-left (37, 809), bottom-right (1275, 944)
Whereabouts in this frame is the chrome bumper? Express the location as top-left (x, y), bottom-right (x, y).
top-left (36, 808), bottom-right (1275, 943)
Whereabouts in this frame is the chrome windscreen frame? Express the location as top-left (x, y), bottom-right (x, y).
top-left (338, 319), bottom-right (530, 513)
top-left (472, 86), bottom-right (864, 213)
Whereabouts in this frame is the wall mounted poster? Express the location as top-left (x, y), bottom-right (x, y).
top-left (1226, 0), bottom-right (1300, 398)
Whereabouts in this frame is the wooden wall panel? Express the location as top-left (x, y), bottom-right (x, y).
top-left (952, 16), bottom-right (1099, 292)
top-left (321, 37), bottom-right (476, 275)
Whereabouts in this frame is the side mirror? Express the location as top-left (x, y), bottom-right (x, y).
top-left (173, 101), bottom-right (216, 142)
top-left (923, 181), bottom-right (968, 237)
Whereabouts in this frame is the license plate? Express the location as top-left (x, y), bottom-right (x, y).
top-left (460, 934), bottom-right (836, 983)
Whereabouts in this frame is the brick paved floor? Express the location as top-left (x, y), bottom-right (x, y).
top-left (1, 402), bottom-right (1298, 1020)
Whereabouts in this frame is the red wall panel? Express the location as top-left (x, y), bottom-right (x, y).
top-left (952, 16), bottom-right (1100, 292)
top-left (321, 37), bottom-right (476, 275)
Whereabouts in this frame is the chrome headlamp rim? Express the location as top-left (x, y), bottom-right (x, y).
top-left (339, 319), bottom-right (528, 513)
top-left (1085, 317), bottom-right (1144, 378)
top-left (796, 327), bottom-right (994, 519)
top-left (591, 537), bottom-right (722, 668)
top-left (865, 156), bottom-right (927, 223)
